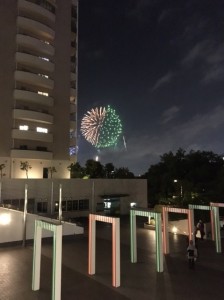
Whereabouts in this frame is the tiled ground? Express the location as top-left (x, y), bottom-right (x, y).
top-left (1, 217), bottom-right (224, 300)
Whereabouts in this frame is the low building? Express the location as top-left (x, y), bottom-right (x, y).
top-left (0, 178), bottom-right (147, 219)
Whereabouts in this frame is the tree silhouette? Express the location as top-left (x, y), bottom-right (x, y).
top-left (48, 166), bottom-right (57, 178)
top-left (20, 161), bottom-right (32, 179)
top-left (0, 164), bottom-right (6, 178)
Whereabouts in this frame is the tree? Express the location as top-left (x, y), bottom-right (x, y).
top-left (142, 149), bottom-right (224, 209)
top-left (114, 167), bottom-right (135, 179)
top-left (85, 159), bottom-right (105, 178)
top-left (0, 164), bottom-right (6, 178)
top-left (104, 163), bottom-right (115, 178)
top-left (20, 161), bottom-right (32, 179)
top-left (48, 166), bottom-right (57, 178)
top-left (67, 162), bottom-right (85, 178)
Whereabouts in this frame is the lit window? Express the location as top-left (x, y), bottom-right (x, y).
top-left (39, 57), bottom-right (49, 61)
top-left (38, 91), bottom-right (49, 97)
top-left (36, 127), bottom-right (48, 133)
top-left (38, 74), bottom-right (49, 78)
top-left (19, 125), bottom-right (29, 131)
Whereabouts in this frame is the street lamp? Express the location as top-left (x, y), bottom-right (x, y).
top-left (174, 179), bottom-right (183, 197)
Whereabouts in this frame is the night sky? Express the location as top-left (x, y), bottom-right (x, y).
top-left (77, 0), bottom-right (224, 175)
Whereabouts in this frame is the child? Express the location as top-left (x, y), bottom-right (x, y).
top-left (187, 240), bottom-right (197, 269)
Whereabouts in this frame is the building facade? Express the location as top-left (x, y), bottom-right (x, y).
top-left (1, 179), bottom-right (148, 219)
top-left (0, 0), bottom-right (78, 178)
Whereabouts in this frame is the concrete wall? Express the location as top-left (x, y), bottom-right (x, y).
top-left (0, 207), bottom-right (84, 244)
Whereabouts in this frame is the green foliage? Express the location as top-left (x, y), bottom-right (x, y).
top-left (114, 167), bottom-right (135, 179)
top-left (85, 159), bottom-right (105, 178)
top-left (142, 148), bottom-right (224, 208)
top-left (104, 163), bottom-right (115, 178)
top-left (20, 161), bottom-right (32, 179)
top-left (68, 160), bottom-right (135, 179)
top-left (67, 162), bottom-right (85, 178)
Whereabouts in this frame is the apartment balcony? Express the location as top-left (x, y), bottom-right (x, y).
top-left (12, 129), bottom-right (53, 143)
top-left (71, 31), bottom-right (76, 41)
top-left (18, 0), bottom-right (55, 28)
top-left (16, 52), bottom-right (54, 73)
top-left (16, 34), bottom-right (55, 57)
top-left (71, 46), bottom-right (76, 56)
top-left (71, 72), bottom-right (76, 82)
top-left (11, 149), bottom-right (53, 160)
top-left (13, 109), bottom-right (53, 124)
top-left (70, 103), bottom-right (76, 114)
top-left (70, 88), bottom-right (76, 102)
top-left (70, 120), bottom-right (76, 132)
top-left (14, 89), bottom-right (54, 107)
top-left (17, 16), bottom-right (55, 42)
top-left (70, 138), bottom-right (77, 147)
top-left (15, 70), bottom-right (54, 90)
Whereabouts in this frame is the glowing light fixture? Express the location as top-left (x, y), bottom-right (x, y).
top-left (0, 213), bottom-right (11, 225)
top-left (172, 226), bottom-right (178, 234)
top-left (19, 125), bottom-right (29, 131)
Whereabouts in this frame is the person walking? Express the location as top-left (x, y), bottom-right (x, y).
top-left (187, 240), bottom-right (198, 269)
top-left (196, 220), bottom-right (205, 240)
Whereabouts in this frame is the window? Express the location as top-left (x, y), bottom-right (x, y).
top-left (38, 91), bottom-right (49, 97)
top-left (72, 200), bottom-right (78, 210)
top-left (36, 127), bottom-right (48, 133)
top-left (19, 125), bottom-right (29, 131)
top-left (62, 201), bottom-right (66, 211)
top-left (67, 200), bottom-right (73, 211)
top-left (37, 202), bottom-right (48, 213)
top-left (39, 57), bottom-right (49, 61)
top-left (38, 74), bottom-right (49, 78)
top-left (79, 199), bottom-right (89, 211)
top-left (54, 201), bottom-right (59, 212)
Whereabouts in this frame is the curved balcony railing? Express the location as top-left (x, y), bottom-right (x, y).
top-left (71, 72), bottom-right (76, 82)
top-left (14, 89), bottom-right (54, 107)
top-left (12, 129), bottom-right (53, 143)
top-left (16, 52), bottom-right (54, 73)
top-left (15, 70), bottom-right (54, 90)
top-left (70, 103), bottom-right (76, 114)
top-left (11, 149), bottom-right (53, 160)
top-left (13, 109), bottom-right (53, 124)
top-left (70, 88), bottom-right (76, 102)
top-left (18, 0), bottom-right (55, 28)
top-left (17, 16), bottom-right (55, 42)
top-left (70, 120), bottom-right (76, 132)
top-left (16, 34), bottom-right (55, 57)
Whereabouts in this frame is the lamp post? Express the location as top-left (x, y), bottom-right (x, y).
top-left (174, 179), bottom-right (183, 198)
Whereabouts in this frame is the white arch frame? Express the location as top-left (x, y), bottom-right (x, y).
top-left (130, 208), bottom-right (163, 272)
top-left (32, 220), bottom-right (62, 300)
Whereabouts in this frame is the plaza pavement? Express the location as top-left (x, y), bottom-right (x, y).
top-left (0, 216), bottom-right (224, 300)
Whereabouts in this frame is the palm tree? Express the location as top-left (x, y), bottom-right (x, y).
top-left (0, 164), bottom-right (6, 178)
top-left (48, 166), bottom-right (57, 178)
top-left (20, 161), bottom-right (32, 179)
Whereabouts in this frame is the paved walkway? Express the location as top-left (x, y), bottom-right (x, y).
top-left (1, 216), bottom-right (224, 300)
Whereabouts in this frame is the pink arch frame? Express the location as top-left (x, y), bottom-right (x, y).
top-left (162, 206), bottom-right (194, 254)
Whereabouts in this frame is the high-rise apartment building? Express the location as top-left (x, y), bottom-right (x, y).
top-left (0, 0), bottom-right (78, 178)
